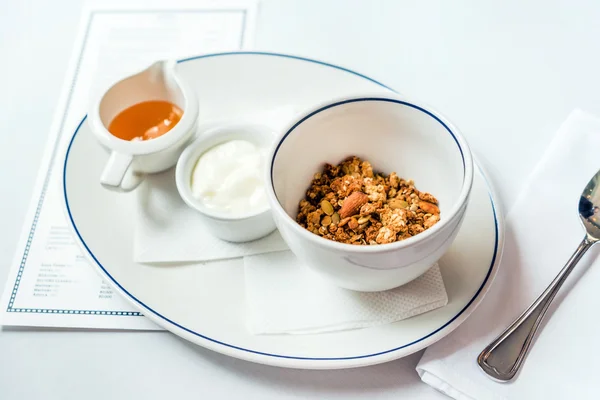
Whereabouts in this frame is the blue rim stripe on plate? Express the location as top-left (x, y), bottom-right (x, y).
top-left (177, 51), bottom-right (395, 92)
top-left (63, 51), bottom-right (499, 361)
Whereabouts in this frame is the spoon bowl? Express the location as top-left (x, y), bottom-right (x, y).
top-left (579, 173), bottom-right (600, 238)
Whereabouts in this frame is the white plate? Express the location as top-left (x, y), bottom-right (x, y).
top-left (62, 52), bottom-right (504, 369)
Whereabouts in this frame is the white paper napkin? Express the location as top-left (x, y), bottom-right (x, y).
top-left (134, 168), bottom-right (289, 263)
top-left (245, 251), bottom-right (447, 335)
top-left (417, 109), bottom-right (600, 399)
top-left (133, 108), bottom-right (303, 263)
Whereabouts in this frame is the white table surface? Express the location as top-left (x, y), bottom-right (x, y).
top-left (2, 0), bottom-right (600, 398)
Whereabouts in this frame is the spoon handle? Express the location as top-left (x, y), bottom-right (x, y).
top-left (477, 235), bottom-right (596, 381)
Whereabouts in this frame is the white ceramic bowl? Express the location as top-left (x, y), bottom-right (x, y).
top-left (175, 124), bottom-right (277, 243)
top-left (265, 94), bottom-right (474, 291)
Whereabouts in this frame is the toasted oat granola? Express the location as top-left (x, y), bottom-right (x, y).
top-left (296, 156), bottom-right (440, 245)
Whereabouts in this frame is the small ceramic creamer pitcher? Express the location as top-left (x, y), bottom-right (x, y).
top-left (88, 60), bottom-right (198, 192)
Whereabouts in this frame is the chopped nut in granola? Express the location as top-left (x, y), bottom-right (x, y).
top-left (296, 156), bottom-right (440, 245)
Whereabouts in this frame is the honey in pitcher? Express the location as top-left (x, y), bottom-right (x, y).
top-left (108, 100), bottom-right (183, 141)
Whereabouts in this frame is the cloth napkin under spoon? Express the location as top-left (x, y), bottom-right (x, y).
top-left (477, 168), bottom-right (600, 381)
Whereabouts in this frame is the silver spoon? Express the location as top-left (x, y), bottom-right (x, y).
top-left (477, 170), bottom-right (600, 382)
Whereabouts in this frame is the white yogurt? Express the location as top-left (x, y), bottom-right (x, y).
top-left (190, 139), bottom-right (269, 216)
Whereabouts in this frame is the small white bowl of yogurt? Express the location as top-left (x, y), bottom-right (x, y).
top-left (175, 124), bottom-right (277, 242)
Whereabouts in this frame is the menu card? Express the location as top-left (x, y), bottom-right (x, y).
top-left (0, 0), bottom-right (257, 330)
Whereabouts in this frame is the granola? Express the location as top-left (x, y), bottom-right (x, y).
top-left (296, 156), bottom-right (440, 245)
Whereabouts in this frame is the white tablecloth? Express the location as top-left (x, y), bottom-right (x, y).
top-left (3, 0), bottom-right (600, 398)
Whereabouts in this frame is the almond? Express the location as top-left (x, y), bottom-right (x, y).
top-left (418, 200), bottom-right (440, 214)
top-left (338, 217), bottom-right (350, 227)
top-left (339, 191), bottom-right (369, 219)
